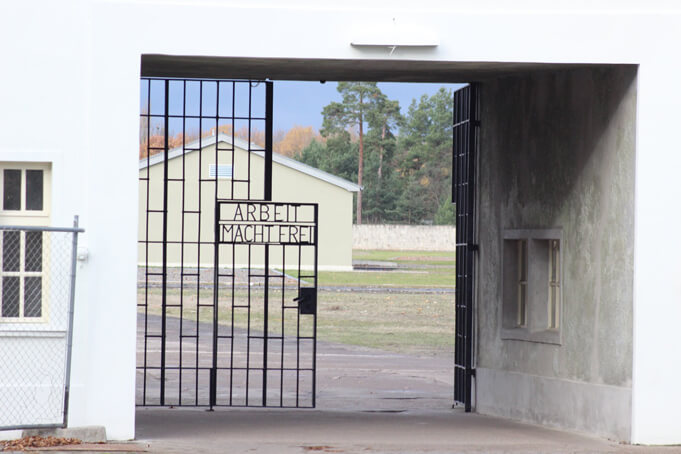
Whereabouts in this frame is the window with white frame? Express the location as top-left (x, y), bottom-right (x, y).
top-left (0, 163), bottom-right (50, 321)
top-left (502, 229), bottom-right (562, 344)
top-left (2, 167), bottom-right (46, 214)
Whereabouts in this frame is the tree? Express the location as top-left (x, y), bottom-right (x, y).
top-left (321, 82), bottom-right (382, 224)
top-left (434, 195), bottom-right (455, 225)
top-left (366, 93), bottom-right (402, 181)
top-left (298, 132), bottom-right (358, 182)
top-left (360, 149), bottom-right (403, 223)
top-left (275, 125), bottom-right (321, 157)
top-left (362, 93), bottom-right (403, 223)
top-left (396, 88), bottom-right (454, 223)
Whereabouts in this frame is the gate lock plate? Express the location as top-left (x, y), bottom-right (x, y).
top-left (294, 287), bottom-right (317, 315)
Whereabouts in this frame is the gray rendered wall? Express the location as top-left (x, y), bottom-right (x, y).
top-left (353, 225), bottom-right (456, 251)
top-left (475, 67), bottom-right (637, 441)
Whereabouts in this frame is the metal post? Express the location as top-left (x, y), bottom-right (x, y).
top-left (160, 79), bottom-right (170, 406)
top-left (312, 204), bottom-right (318, 408)
top-left (264, 82), bottom-right (273, 201)
top-left (262, 243), bottom-right (269, 406)
top-left (62, 216), bottom-right (81, 428)
top-left (464, 84), bottom-right (479, 413)
top-left (210, 202), bottom-right (220, 409)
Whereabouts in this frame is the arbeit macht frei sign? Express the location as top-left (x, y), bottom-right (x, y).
top-left (217, 201), bottom-right (317, 245)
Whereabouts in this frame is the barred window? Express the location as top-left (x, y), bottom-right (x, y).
top-left (1, 230), bottom-right (44, 320)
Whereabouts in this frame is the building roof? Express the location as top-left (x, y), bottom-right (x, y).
top-left (139, 133), bottom-right (361, 192)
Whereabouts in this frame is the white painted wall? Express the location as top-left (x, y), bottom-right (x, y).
top-left (1, 0), bottom-right (680, 444)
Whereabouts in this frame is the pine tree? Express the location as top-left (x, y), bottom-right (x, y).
top-left (396, 88), bottom-right (454, 224)
top-left (321, 82), bottom-right (382, 224)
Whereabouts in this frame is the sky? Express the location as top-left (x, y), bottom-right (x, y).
top-left (273, 81), bottom-right (466, 132)
top-left (140, 79), bottom-right (466, 137)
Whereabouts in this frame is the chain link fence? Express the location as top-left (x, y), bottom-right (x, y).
top-left (0, 218), bottom-right (83, 430)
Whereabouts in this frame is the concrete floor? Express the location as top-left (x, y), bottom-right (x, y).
top-left (136, 408), bottom-right (681, 454)
top-left (134, 337), bottom-right (681, 453)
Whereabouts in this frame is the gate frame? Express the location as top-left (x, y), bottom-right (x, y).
top-left (453, 83), bottom-right (480, 412)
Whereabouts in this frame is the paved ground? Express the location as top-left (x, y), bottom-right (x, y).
top-left (137, 313), bottom-right (453, 410)
top-left (133, 316), bottom-right (681, 453)
top-left (136, 408), bottom-right (681, 454)
top-left (19, 315), bottom-right (675, 453)
top-left (132, 279), bottom-right (680, 454)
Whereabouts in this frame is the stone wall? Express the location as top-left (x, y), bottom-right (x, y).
top-left (353, 224), bottom-right (456, 251)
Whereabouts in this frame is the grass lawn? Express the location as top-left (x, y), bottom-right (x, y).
top-left (139, 249), bottom-right (456, 354)
top-left (353, 249), bottom-right (455, 266)
top-left (284, 249), bottom-right (455, 288)
top-left (288, 269), bottom-right (454, 288)
top-left (139, 288), bottom-right (455, 355)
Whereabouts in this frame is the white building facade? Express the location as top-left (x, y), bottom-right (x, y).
top-left (0, 0), bottom-right (680, 445)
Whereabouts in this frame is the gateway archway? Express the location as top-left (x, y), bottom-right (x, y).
top-left (136, 73), bottom-right (477, 411)
top-left (135, 56), bottom-right (638, 441)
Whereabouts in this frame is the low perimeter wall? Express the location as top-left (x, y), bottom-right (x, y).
top-left (353, 224), bottom-right (456, 251)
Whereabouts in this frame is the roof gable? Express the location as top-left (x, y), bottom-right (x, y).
top-left (139, 133), bottom-right (360, 192)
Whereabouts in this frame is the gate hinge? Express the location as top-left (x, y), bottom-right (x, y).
top-left (470, 368), bottom-right (476, 377)
top-left (472, 120), bottom-right (481, 127)
top-left (469, 244), bottom-right (479, 252)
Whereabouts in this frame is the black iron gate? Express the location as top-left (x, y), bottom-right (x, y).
top-left (453, 84), bottom-right (479, 412)
top-left (137, 78), bottom-right (318, 408)
top-left (215, 201), bottom-right (318, 407)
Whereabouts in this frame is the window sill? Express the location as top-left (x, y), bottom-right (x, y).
top-left (0, 329), bottom-right (65, 338)
top-left (0, 211), bottom-right (50, 218)
top-left (0, 317), bottom-right (49, 325)
top-left (501, 327), bottom-right (561, 345)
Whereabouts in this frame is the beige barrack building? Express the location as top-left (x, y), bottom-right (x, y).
top-left (138, 134), bottom-right (360, 271)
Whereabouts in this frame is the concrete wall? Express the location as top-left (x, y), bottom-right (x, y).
top-left (475, 67), bottom-right (637, 441)
top-left (353, 225), bottom-right (456, 251)
top-left (139, 141), bottom-right (355, 271)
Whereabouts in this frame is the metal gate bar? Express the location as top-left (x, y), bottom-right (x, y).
top-left (453, 84), bottom-right (479, 412)
top-left (138, 78), bottom-right (270, 406)
top-left (215, 201), bottom-right (318, 408)
top-left (138, 78), bottom-right (317, 408)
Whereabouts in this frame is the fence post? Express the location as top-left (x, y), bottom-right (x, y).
top-left (62, 216), bottom-right (80, 428)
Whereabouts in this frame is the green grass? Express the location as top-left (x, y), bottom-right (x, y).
top-left (139, 249), bottom-right (456, 353)
top-left (139, 288), bottom-right (455, 354)
top-left (282, 249), bottom-right (455, 288)
top-left (353, 249), bottom-right (455, 266)
top-left (287, 269), bottom-right (454, 288)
